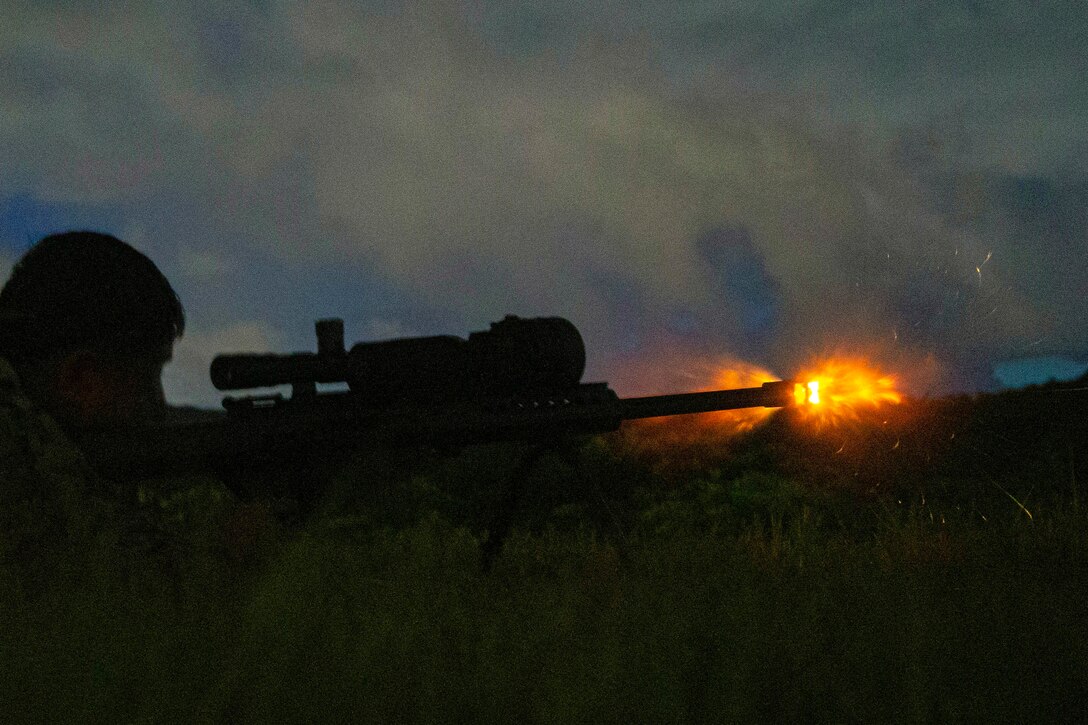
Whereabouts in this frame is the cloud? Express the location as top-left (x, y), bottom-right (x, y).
top-left (177, 247), bottom-right (236, 279)
top-left (361, 317), bottom-right (419, 340)
top-left (3, 1), bottom-right (1085, 398)
top-left (163, 320), bottom-right (283, 408)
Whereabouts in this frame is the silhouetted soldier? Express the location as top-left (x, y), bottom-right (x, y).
top-left (0, 231), bottom-right (180, 430)
top-left (0, 231), bottom-right (256, 588)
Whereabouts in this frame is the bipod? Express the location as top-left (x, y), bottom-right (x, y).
top-left (481, 439), bottom-right (577, 570)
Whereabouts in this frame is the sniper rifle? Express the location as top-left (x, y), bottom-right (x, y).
top-left (77, 315), bottom-right (803, 482)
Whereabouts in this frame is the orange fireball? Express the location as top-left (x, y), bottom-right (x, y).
top-left (792, 357), bottom-right (902, 426)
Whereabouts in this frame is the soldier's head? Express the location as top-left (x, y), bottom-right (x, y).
top-left (0, 231), bottom-right (184, 430)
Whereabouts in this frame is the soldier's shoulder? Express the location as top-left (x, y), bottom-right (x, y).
top-left (0, 355), bottom-right (17, 383)
top-left (0, 356), bottom-right (41, 454)
top-left (0, 356), bottom-right (114, 581)
top-left (0, 355), bottom-right (87, 467)
top-left (0, 355), bottom-right (31, 410)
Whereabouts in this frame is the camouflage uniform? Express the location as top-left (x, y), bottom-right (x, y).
top-left (0, 356), bottom-right (113, 582)
top-left (0, 356), bottom-right (252, 591)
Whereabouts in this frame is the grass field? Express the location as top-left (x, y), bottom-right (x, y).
top-left (2, 388), bottom-right (1087, 722)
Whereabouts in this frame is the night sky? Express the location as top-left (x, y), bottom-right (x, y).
top-left (2, 2), bottom-right (1086, 407)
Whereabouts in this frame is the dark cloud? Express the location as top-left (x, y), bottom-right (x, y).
top-left (695, 225), bottom-right (780, 349)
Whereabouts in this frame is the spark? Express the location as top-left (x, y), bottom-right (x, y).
top-left (976, 251), bottom-right (993, 285)
top-left (987, 477), bottom-right (1034, 521)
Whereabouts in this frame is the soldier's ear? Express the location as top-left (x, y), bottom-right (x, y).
top-left (54, 349), bottom-right (113, 420)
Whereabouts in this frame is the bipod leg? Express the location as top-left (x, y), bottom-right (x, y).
top-left (481, 442), bottom-right (560, 570)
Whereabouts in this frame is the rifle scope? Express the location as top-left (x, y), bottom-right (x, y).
top-left (210, 315), bottom-right (587, 405)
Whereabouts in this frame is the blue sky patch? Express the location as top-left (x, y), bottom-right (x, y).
top-left (992, 356), bottom-right (1088, 389)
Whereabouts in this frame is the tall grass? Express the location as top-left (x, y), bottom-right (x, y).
top-left (2, 436), bottom-right (1087, 722)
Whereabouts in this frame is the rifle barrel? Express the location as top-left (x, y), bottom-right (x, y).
top-left (615, 380), bottom-right (795, 419)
